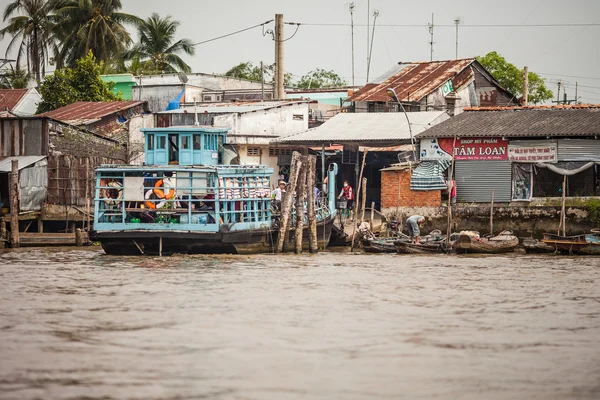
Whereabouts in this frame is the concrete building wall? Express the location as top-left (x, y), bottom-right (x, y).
top-left (137, 73), bottom-right (273, 91)
top-left (381, 169), bottom-right (441, 208)
top-left (132, 85), bottom-right (204, 112)
top-left (128, 114), bottom-right (155, 165)
top-left (14, 88), bottom-right (41, 116)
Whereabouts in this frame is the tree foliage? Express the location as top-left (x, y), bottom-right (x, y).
top-left (224, 61), bottom-right (293, 86)
top-left (476, 51), bottom-right (553, 105)
top-left (0, 66), bottom-right (31, 89)
top-left (36, 51), bottom-right (120, 113)
top-left (296, 68), bottom-right (347, 89)
top-left (0, 0), bottom-right (57, 83)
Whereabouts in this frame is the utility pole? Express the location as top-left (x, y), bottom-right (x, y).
top-left (428, 14), bottom-right (435, 62)
top-left (349, 2), bottom-right (355, 87)
top-left (575, 82), bottom-right (578, 104)
top-left (366, 10), bottom-right (379, 83)
top-left (260, 61), bottom-right (265, 101)
top-left (556, 80), bottom-right (562, 104)
top-left (454, 17), bottom-right (460, 59)
top-left (367, 0), bottom-right (370, 81)
top-left (274, 14), bottom-right (284, 100)
top-left (523, 66), bottom-right (529, 106)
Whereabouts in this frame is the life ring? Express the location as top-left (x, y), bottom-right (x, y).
top-left (104, 181), bottom-right (123, 205)
top-left (145, 189), bottom-right (166, 209)
top-left (153, 178), bottom-right (176, 200)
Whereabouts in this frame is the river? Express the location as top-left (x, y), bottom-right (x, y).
top-left (0, 248), bottom-right (599, 400)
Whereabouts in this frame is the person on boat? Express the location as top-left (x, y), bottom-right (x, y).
top-left (337, 180), bottom-right (354, 221)
top-left (406, 215), bottom-right (425, 244)
top-left (443, 173), bottom-right (457, 206)
top-left (271, 180), bottom-right (286, 212)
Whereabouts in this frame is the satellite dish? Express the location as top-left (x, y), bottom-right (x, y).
top-left (178, 71), bottom-right (188, 84)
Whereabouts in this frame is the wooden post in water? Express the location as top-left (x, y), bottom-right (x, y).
top-left (9, 159), bottom-right (19, 248)
top-left (294, 157), bottom-right (307, 253)
top-left (306, 155), bottom-right (318, 253)
top-left (370, 201), bottom-right (375, 229)
top-left (446, 136), bottom-right (457, 246)
top-left (350, 151), bottom-right (368, 251)
top-left (277, 151), bottom-right (302, 253)
top-left (490, 188), bottom-right (495, 236)
top-left (560, 175), bottom-right (567, 236)
top-left (0, 220), bottom-right (6, 249)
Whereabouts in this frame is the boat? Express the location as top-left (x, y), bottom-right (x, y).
top-left (522, 237), bottom-right (556, 254)
top-left (362, 236), bottom-right (407, 253)
top-left (91, 125), bottom-right (338, 255)
top-left (454, 230), bottom-right (519, 254)
top-left (394, 230), bottom-right (455, 254)
top-left (539, 230), bottom-right (600, 255)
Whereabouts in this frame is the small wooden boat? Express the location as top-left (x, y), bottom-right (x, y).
top-left (454, 230), bottom-right (519, 254)
top-left (362, 237), bottom-right (403, 253)
top-left (541, 232), bottom-right (588, 254)
top-left (394, 230), bottom-right (455, 254)
top-left (522, 237), bottom-right (556, 254)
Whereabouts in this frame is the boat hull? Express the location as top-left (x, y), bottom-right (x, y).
top-left (454, 232), bottom-right (519, 254)
top-left (93, 217), bottom-right (334, 255)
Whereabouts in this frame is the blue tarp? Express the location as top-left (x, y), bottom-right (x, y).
top-left (166, 90), bottom-right (185, 111)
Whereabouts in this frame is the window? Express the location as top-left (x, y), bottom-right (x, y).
top-left (247, 147), bottom-right (260, 156)
top-left (203, 95), bottom-right (213, 101)
top-left (293, 114), bottom-right (304, 120)
top-left (269, 148), bottom-right (292, 156)
top-left (193, 134), bottom-right (201, 150)
top-left (147, 134), bottom-right (154, 150)
top-left (182, 136), bottom-right (190, 149)
top-left (157, 136), bottom-right (166, 149)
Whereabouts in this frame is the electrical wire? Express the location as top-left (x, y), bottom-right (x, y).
top-left (297, 22), bottom-right (600, 28)
top-left (191, 20), bottom-right (274, 47)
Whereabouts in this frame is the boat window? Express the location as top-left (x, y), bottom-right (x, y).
top-left (147, 134), bottom-right (154, 150)
top-left (157, 136), bottom-right (166, 149)
top-left (182, 136), bottom-right (190, 150)
top-left (193, 134), bottom-right (201, 150)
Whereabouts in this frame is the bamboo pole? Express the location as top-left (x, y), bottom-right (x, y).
top-left (490, 188), bottom-right (495, 236)
top-left (0, 221), bottom-right (6, 249)
top-left (446, 136), bottom-right (457, 245)
top-left (277, 151), bottom-right (302, 253)
top-left (360, 177), bottom-right (367, 224)
top-left (307, 155), bottom-right (318, 253)
top-left (370, 201), bottom-right (375, 229)
top-left (9, 159), bottom-right (19, 248)
top-left (294, 157), bottom-right (307, 253)
top-left (560, 175), bottom-right (567, 236)
top-left (350, 151), bottom-right (368, 251)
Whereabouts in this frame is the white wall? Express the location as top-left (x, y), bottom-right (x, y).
top-left (137, 73), bottom-right (273, 91)
top-left (128, 114), bottom-right (154, 164)
top-left (14, 88), bottom-right (41, 116)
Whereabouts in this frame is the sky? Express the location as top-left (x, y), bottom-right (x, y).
top-left (1, 0), bottom-right (599, 103)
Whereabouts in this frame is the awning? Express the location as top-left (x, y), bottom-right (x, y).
top-left (410, 160), bottom-right (451, 191)
top-left (0, 156), bottom-right (47, 172)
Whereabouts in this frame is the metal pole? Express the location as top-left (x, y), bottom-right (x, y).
top-left (367, 0), bottom-right (370, 80)
top-left (366, 10), bottom-right (379, 83)
top-left (454, 18), bottom-right (459, 59)
top-left (429, 14), bottom-right (434, 61)
top-left (260, 61), bottom-right (265, 101)
top-left (397, 101), bottom-right (416, 161)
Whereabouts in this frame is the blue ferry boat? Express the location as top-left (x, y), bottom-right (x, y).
top-left (91, 125), bottom-right (337, 255)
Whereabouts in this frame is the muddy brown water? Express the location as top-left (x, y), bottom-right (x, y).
top-left (0, 248), bottom-right (599, 400)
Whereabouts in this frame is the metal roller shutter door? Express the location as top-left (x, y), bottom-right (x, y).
top-left (455, 160), bottom-right (512, 203)
top-left (557, 139), bottom-right (600, 161)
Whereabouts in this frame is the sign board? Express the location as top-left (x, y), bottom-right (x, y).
top-left (441, 80), bottom-right (454, 96)
top-left (508, 145), bottom-right (557, 163)
top-left (420, 137), bottom-right (509, 161)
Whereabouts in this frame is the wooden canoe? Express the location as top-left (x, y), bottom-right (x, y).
top-left (454, 230), bottom-right (519, 254)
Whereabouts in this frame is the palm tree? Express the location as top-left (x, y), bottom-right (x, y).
top-left (0, 0), bottom-right (56, 83)
top-left (126, 13), bottom-right (195, 74)
top-left (51, 0), bottom-right (140, 68)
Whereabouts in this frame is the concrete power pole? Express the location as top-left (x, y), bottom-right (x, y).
top-left (523, 66), bottom-right (529, 106)
top-left (428, 14), bottom-right (435, 62)
top-left (274, 14), bottom-right (284, 100)
top-left (349, 3), bottom-right (355, 87)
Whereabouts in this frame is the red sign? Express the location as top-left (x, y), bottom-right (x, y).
top-left (438, 137), bottom-right (508, 160)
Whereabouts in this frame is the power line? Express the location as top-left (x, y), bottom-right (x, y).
top-left (298, 22), bottom-right (600, 28)
top-left (538, 72), bottom-right (600, 81)
top-left (191, 20), bottom-right (273, 47)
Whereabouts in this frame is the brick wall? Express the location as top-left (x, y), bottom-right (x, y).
top-left (381, 169), bottom-right (441, 208)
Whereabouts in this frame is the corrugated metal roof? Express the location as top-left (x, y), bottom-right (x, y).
top-left (0, 156), bottom-right (46, 172)
top-left (416, 105), bottom-right (600, 139)
top-left (38, 101), bottom-right (146, 122)
top-left (348, 59), bottom-right (475, 103)
top-left (274, 111), bottom-right (448, 144)
top-left (0, 89), bottom-right (28, 111)
top-left (159, 101), bottom-right (308, 114)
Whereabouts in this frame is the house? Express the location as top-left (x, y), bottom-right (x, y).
top-left (414, 104), bottom-right (600, 204)
top-left (131, 72), bottom-right (275, 112)
top-left (100, 74), bottom-right (137, 100)
top-left (346, 59), bottom-right (519, 115)
top-left (0, 116), bottom-right (126, 232)
top-left (0, 88), bottom-right (42, 117)
top-left (38, 101), bottom-right (152, 164)
top-left (154, 100), bottom-right (310, 188)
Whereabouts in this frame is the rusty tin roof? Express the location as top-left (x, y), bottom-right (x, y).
top-left (348, 59), bottom-right (476, 103)
top-left (38, 101), bottom-right (146, 123)
top-left (0, 89), bottom-right (29, 111)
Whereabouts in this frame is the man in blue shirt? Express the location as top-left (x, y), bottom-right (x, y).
top-left (406, 215), bottom-right (425, 243)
